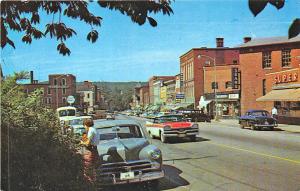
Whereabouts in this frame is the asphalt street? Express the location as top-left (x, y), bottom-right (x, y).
top-left (104, 115), bottom-right (300, 191)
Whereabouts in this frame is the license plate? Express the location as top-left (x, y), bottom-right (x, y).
top-left (120, 172), bottom-right (134, 180)
top-left (178, 134), bottom-right (186, 137)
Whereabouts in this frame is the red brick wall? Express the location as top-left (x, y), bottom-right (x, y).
top-left (240, 44), bottom-right (300, 115)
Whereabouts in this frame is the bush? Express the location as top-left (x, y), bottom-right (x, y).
top-left (1, 72), bottom-right (94, 190)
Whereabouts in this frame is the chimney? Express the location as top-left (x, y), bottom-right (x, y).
top-left (216, 38), bottom-right (224, 48)
top-left (243, 37), bottom-right (251, 43)
top-left (30, 71), bottom-right (34, 84)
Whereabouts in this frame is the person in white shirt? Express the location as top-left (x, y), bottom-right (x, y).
top-left (271, 106), bottom-right (278, 119)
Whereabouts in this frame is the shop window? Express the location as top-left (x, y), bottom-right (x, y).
top-left (262, 51), bottom-right (271, 68)
top-left (262, 79), bottom-right (266, 95)
top-left (281, 49), bottom-right (291, 67)
top-left (87, 93), bottom-right (90, 99)
top-left (54, 79), bottom-right (57, 85)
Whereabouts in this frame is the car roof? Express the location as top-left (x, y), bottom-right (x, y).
top-left (94, 119), bottom-right (141, 129)
top-left (155, 114), bottom-right (183, 118)
top-left (247, 109), bottom-right (268, 112)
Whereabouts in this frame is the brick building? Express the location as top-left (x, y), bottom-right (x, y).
top-left (238, 36), bottom-right (300, 124)
top-left (180, 38), bottom-right (239, 109)
top-left (139, 84), bottom-right (150, 106)
top-left (148, 76), bottom-right (175, 104)
top-left (23, 72), bottom-right (77, 110)
top-left (203, 64), bottom-right (240, 118)
top-left (76, 81), bottom-right (99, 113)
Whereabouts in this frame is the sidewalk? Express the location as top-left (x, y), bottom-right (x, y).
top-left (209, 119), bottom-right (300, 133)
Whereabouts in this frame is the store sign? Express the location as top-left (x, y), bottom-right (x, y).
top-left (216, 94), bottom-right (228, 99)
top-left (231, 68), bottom-right (240, 89)
top-left (274, 72), bottom-right (298, 84)
top-left (229, 94), bottom-right (239, 99)
top-left (176, 93), bottom-right (185, 99)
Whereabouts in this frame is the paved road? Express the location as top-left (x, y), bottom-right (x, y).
top-left (106, 115), bottom-right (300, 191)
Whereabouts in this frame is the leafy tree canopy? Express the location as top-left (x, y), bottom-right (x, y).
top-left (1, 0), bottom-right (173, 56)
top-left (248, 0), bottom-right (300, 38)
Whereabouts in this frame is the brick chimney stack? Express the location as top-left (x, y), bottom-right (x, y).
top-left (216, 38), bottom-right (224, 48)
top-left (243, 37), bottom-right (252, 43)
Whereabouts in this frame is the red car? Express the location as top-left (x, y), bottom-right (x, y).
top-left (145, 115), bottom-right (199, 143)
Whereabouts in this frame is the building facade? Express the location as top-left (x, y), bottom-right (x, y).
top-left (239, 36), bottom-right (300, 124)
top-left (76, 81), bottom-right (98, 113)
top-left (23, 72), bottom-right (77, 110)
top-left (180, 38), bottom-right (239, 109)
top-left (148, 76), bottom-right (175, 104)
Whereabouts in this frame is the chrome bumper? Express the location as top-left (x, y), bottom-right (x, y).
top-left (164, 129), bottom-right (199, 137)
top-left (98, 170), bottom-right (164, 185)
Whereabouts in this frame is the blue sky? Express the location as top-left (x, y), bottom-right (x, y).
top-left (1, 0), bottom-right (299, 82)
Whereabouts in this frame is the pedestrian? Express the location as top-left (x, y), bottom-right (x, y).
top-left (80, 118), bottom-right (99, 183)
top-left (271, 106), bottom-right (278, 119)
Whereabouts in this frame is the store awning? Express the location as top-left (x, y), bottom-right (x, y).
top-left (256, 88), bottom-right (300, 102)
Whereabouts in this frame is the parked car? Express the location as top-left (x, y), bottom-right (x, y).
top-left (239, 109), bottom-right (278, 130)
top-left (106, 113), bottom-right (115, 120)
top-left (94, 120), bottom-right (164, 186)
top-left (145, 114), bottom-right (199, 142)
top-left (177, 110), bottom-right (211, 122)
top-left (64, 116), bottom-right (92, 135)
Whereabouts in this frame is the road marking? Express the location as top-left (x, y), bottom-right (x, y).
top-left (209, 142), bottom-right (300, 165)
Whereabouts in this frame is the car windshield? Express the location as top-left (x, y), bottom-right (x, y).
top-left (155, 115), bottom-right (186, 123)
top-left (250, 111), bottom-right (270, 116)
top-left (59, 109), bottom-right (76, 117)
top-left (97, 125), bottom-right (143, 140)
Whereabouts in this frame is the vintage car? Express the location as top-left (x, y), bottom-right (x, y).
top-left (239, 109), bottom-right (278, 130)
top-left (106, 113), bottom-right (115, 120)
top-left (145, 114), bottom-right (199, 142)
top-left (64, 116), bottom-right (92, 135)
top-left (94, 120), bottom-right (164, 186)
top-left (177, 110), bottom-right (211, 122)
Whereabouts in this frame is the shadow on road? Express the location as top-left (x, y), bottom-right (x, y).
top-left (98, 165), bottom-right (189, 191)
top-left (167, 136), bottom-right (210, 144)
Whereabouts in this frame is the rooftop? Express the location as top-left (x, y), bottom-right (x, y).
top-left (236, 36), bottom-right (300, 48)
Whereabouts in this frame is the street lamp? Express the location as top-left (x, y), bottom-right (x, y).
top-left (197, 54), bottom-right (219, 121)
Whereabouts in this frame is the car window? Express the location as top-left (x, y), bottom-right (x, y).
top-left (155, 116), bottom-right (186, 123)
top-left (59, 109), bottom-right (76, 117)
top-left (97, 125), bottom-right (143, 140)
top-left (251, 111), bottom-right (270, 116)
top-left (70, 119), bottom-right (84, 125)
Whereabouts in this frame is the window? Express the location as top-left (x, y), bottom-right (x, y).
top-left (62, 88), bottom-right (66, 95)
top-left (233, 60), bottom-right (238, 65)
top-left (62, 97), bottom-right (66, 103)
top-left (211, 82), bottom-right (218, 89)
top-left (282, 49), bottom-right (291, 67)
top-left (87, 93), bottom-right (90, 99)
top-left (225, 81), bottom-right (232, 89)
top-left (47, 87), bottom-right (51, 95)
top-left (46, 97), bottom-right (52, 104)
top-left (54, 79), bottom-right (57, 85)
top-left (262, 79), bottom-right (266, 95)
top-left (262, 51), bottom-right (271, 68)
top-left (62, 78), bottom-right (66, 86)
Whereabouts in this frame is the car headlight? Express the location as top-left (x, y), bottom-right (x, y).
top-left (164, 125), bottom-right (171, 130)
top-left (191, 124), bottom-right (199, 129)
top-left (150, 149), bottom-right (161, 160)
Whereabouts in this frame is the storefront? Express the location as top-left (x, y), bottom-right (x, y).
top-left (204, 91), bottom-right (240, 119)
top-left (256, 68), bottom-right (300, 125)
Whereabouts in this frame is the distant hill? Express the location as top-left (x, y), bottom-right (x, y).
top-left (76, 81), bottom-right (147, 91)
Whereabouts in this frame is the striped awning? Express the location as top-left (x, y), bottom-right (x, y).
top-left (256, 88), bottom-right (300, 102)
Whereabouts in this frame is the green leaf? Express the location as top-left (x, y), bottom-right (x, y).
top-left (248, 0), bottom-right (268, 16)
top-left (288, 18), bottom-right (300, 39)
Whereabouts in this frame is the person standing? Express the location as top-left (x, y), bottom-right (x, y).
top-left (80, 118), bottom-right (99, 182)
top-left (271, 106), bottom-right (278, 119)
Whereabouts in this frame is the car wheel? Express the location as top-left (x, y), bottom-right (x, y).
top-left (269, 126), bottom-right (274, 131)
top-left (240, 122), bottom-right (244, 129)
top-left (189, 135), bottom-right (196, 142)
top-left (160, 132), bottom-right (167, 143)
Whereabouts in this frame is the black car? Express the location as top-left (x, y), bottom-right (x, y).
top-left (178, 110), bottom-right (211, 122)
top-left (239, 109), bottom-right (278, 130)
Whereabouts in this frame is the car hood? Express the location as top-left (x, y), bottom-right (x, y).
top-left (162, 122), bottom-right (193, 129)
top-left (97, 138), bottom-right (149, 163)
